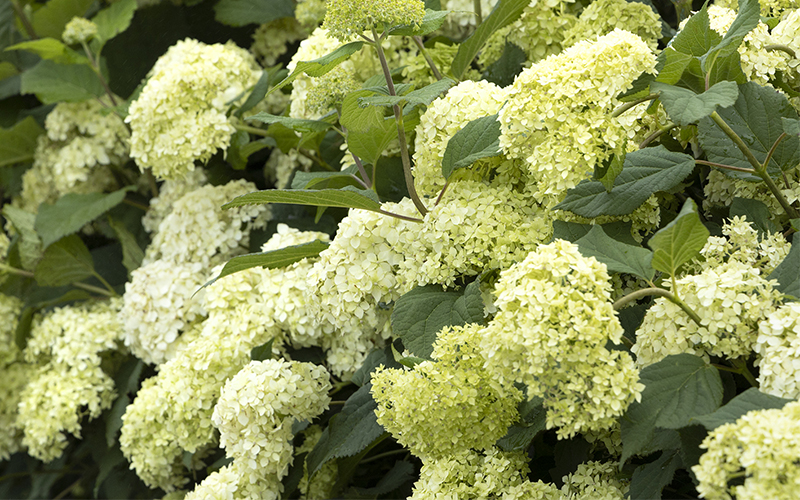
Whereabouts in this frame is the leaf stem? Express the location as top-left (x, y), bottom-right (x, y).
top-left (765, 44), bottom-right (797, 59)
top-left (639, 122), bottom-right (676, 149)
top-left (0, 153), bottom-right (35, 168)
top-left (0, 263), bottom-right (114, 297)
top-left (10, 0), bottom-right (38, 39)
top-left (81, 41), bottom-right (118, 107)
top-left (360, 448), bottom-right (408, 465)
top-left (611, 94), bottom-right (658, 118)
top-left (352, 153), bottom-right (373, 188)
top-left (613, 287), bottom-right (703, 327)
top-left (91, 271), bottom-right (119, 297)
top-left (412, 36), bottom-right (443, 81)
top-left (434, 180), bottom-right (450, 206)
top-left (731, 358), bottom-right (758, 387)
top-left (378, 209), bottom-right (423, 223)
top-left (235, 123), bottom-right (269, 137)
top-left (694, 159), bottom-right (755, 173)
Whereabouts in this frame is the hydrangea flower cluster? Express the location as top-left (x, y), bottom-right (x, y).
top-left (480, 239), bottom-right (642, 438)
top-left (126, 39), bottom-right (261, 180)
top-left (16, 100), bottom-right (129, 212)
top-left (251, 17), bottom-right (309, 67)
top-left (264, 149), bottom-right (313, 189)
top-left (692, 216), bottom-right (790, 276)
top-left (61, 17), bottom-right (97, 45)
top-left (372, 324), bottom-right (523, 459)
top-left (304, 65), bottom-right (361, 115)
top-left (0, 293), bottom-right (26, 460)
top-left (693, 401), bottom-right (800, 500)
top-left (295, 0), bottom-right (328, 29)
top-left (140, 168), bottom-right (208, 234)
top-left (754, 302), bottom-right (800, 399)
top-left (704, 169), bottom-right (800, 223)
top-left (562, 0), bottom-right (662, 50)
top-left (185, 359), bottom-right (331, 500)
top-left (499, 29), bottom-right (656, 208)
top-left (322, 0), bottom-right (426, 41)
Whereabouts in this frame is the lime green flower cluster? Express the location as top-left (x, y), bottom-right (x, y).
top-left (560, 461), bottom-right (628, 499)
top-left (0, 293), bottom-right (26, 460)
top-left (755, 302), bottom-right (800, 399)
top-left (480, 239), bottom-right (642, 439)
top-left (61, 17), bottom-right (97, 45)
top-left (322, 0), bottom-right (426, 41)
top-left (704, 169), bottom-right (800, 221)
top-left (562, 0), bottom-right (662, 50)
top-left (251, 17), bottom-right (309, 67)
top-left (692, 216), bottom-right (790, 276)
top-left (372, 324), bottom-right (523, 459)
top-left (693, 401), bottom-right (800, 500)
top-left (715, 0), bottom-right (798, 18)
top-left (305, 65), bottom-right (361, 115)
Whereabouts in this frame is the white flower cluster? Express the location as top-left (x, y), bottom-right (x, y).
top-left (480, 239), bottom-right (643, 439)
top-left (0, 293), bottom-right (27, 460)
top-left (61, 16), bottom-right (97, 45)
top-left (251, 17), bottom-right (309, 67)
top-left (499, 29), bottom-right (657, 208)
top-left (126, 39), bottom-right (261, 180)
top-left (755, 302), bottom-right (800, 399)
top-left (17, 100), bottom-right (129, 212)
top-left (693, 401), bottom-right (800, 500)
top-left (185, 359), bottom-right (331, 500)
top-left (264, 149), bottom-right (313, 189)
top-left (693, 216), bottom-right (791, 276)
top-left (141, 168), bottom-right (208, 234)
top-left (562, 0), bottom-right (662, 50)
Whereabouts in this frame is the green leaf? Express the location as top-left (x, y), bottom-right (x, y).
top-left (247, 112), bottom-right (334, 134)
top-left (347, 461), bottom-right (415, 498)
top-left (340, 89), bottom-right (398, 164)
top-left (391, 341), bottom-right (426, 369)
top-left (391, 280), bottom-right (484, 360)
top-left (31, 0), bottom-right (94, 39)
top-left (267, 42), bottom-right (364, 96)
top-left (621, 354), bottom-right (723, 463)
top-left (648, 199), bottom-right (709, 277)
top-left (483, 42), bottom-right (526, 87)
top-left (692, 388), bottom-right (792, 431)
top-left (351, 345), bottom-right (403, 387)
top-left (91, 0), bottom-right (137, 52)
top-left (729, 198), bottom-right (779, 236)
top-left (234, 70), bottom-right (271, 118)
top-left (199, 240), bottom-right (329, 291)
top-left (450, 0), bottom-right (529, 80)
top-left (574, 226), bottom-right (654, 281)
top-left (596, 151), bottom-right (625, 193)
top-left (698, 82), bottom-right (800, 179)
top-left (357, 77), bottom-right (455, 109)
top-left (226, 130), bottom-right (250, 170)
top-left (34, 186), bottom-right (136, 248)
top-left (290, 169), bottom-right (363, 191)
top-left (497, 397), bottom-right (546, 452)
top-left (222, 186), bottom-right (382, 212)
top-left (652, 81), bottom-right (739, 126)
top-left (388, 9), bottom-right (449, 36)
top-left (3, 205), bottom-right (43, 271)
top-left (629, 450), bottom-right (682, 500)
top-left (0, 116), bottom-right (44, 168)
top-left (768, 240), bottom-right (800, 299)
top-left (555, 146), bottom-right (696, 218)
top-left (250, 338), bottom-right (275, 361)
top-left (108, 217), bottom-right (144, 275)
top-left (34, 234), bottom-right (96, 287)
top-left (20, 60), bottom-right (106, 104)
top-left (5, 38), bottom-right (89, 64)
top-left (306, 383), bottom-right (387, 476)
top-left (700, 0), bottom-right (760, 72)
top-left (784, 117), bottom-right (800, 137)
top-left (213, 0), bottom-right (294, 26)
top-left (441, 114), bottom-right (501, 179)
top-left (669, 5), bottom-right (720, 57)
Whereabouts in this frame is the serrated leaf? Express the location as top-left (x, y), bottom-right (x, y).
top-left (621, 354), bottom-right (723, 463)
top-left (768, 240), bottom-right (800, 299)
top-left (108, 217), bottom-right (144, 275)
top-left (250, 338), bottom-right (275, 361)
top-left (669, 5), bottom-right (720, 57)
top-left (388, 9), bottom-right (449, 36)
top-left (652, 81), bottom-right (739, 126)
top-left (222, 186), bottom-right (382, 212)
top-left (34, 234), bottom-right (96, 287)
top-left (21, 60), bottom-right (106, 104)
top-left (267, 42), bottom-right (364, 96)
top-left (441, 113), bottom-right (501, 179)
top-left (693, 388), bottom-right (792, 430)
top-left (484, 42), bottom-right (526, 87)
top-left (35, 186), bottom-right (136, 248)
top-left (91, 0), bottom-right (137, 52)
top-left (5, 38), bottom-right (89, 65)
top-left (306, 383), bottom-right (387, 476)
top-left (213, 0), bottom-right (294, 26)
top-left (729, 198), bottom-right (779, 236)
top-left (391, 281), bottom-right (484, 360)
top-left (700, 0), bottom-right (760, 72)
top-left (3, 205), bottom-right (43, 271)
top-left (555, 146), bottom-right (696, 218)
top-left (0, 116), bottom-right (44, 168)
top-left (357, 77), bottom-right (455, 109)
top-left (450, 0), bottom-right (529, 79)
top-left (629, 450), bottom-right (682, 500)
top-left (596, 151), bottom-right (625, 192)
top-left (648, 199), bottom-right (709, 277)
top-left (31, 0), bottom-right (94, 39)
top-left (247, 112), bottom-right (334, 134)
top-left (574, 226), bottom-right (654, 281)
top-left (199, 240), bottom-right (329, 291)
top-left (698, 82), bottom-right (800, 179)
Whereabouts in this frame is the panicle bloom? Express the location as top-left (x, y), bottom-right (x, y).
top-left (126, 39), bottom-right (261, 180)
top-left (704, 168), bottom-right (800, 222)
top-left (62, 17), bottom-right (97, 45)
top-left (16, 100), bottom-right (129, 212)
top-left (480, 239), bottom-right (642, 439)
top-left (251, 17), bottom-right (308, 67)
top-left (141, 168), bottom-right (208, 234)
top-left (632, 260), bottom-right (783, 367)
top-left (560, 461), bottom-right (629, 499)
top-left (754, 302), bottom-right (800, 399)
top-left (372, 324), bottom-right (523, 459)
top-left (499, 29), bottom-right (656, 208)
top-left (693, 401), bottom-right (800, 500)
top-left (145, 179), bottom-right (270, 267)
top-left (322, 0), bottom-right (426, 41)
top-left (562, 0), bottom-right (662, 50)
top-left (410, 448), bottom-right (530, 500)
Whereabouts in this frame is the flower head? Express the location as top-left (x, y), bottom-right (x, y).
top-left (62, 17), bottom-right (97, 45)
top-left (322, 0), bottom-right (426, 41)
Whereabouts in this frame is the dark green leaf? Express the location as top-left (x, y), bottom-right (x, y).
top-left (35, 187), bottom-right (136, 248)
top-left (357, 77), bottom-right (455, 109)
top-left (555, 146), bottom-right (696, 218)
top-left (235, 70), bottom-right (271, 118)
top-left (347, 461), bottom-right (414, 497)
top-left (678, 424), bottom-right (708, 468)
top-left (34, 234), bottom-right (96, 287)
top-left (652, 81), bottom-right (739, 126)
top-left (629, 450), bottom-right (682, 500)
top-left (351, 345), bottom-right (404, 387)
top-left (483, 42), bottom-right (526, 87)
top-left (20, 60), bottom-right (106, 104)
top-left (707, 49), bottom-right (747, 87)
top-left (93, 447), bottom-right (126, 498)
top-left (391, 280), bottom-right (484, 360)
top-left (450, 0), bottom-right (529, 79)
top-left (0, 116), bottom-right (44, 168)
top-left (222, 186), bottom-right (382, 212)
top-left (240, 137), bottom-right (276, 159)
top-left (247, 112), bottom-right (334, 134)
top-left (5, 38), bottom-right (89, 65)
top-left (648, 199), bottom-right (709, 277)
top-left (693, 388), bottom-right (792, 430)
top-left (199, 240), bottom-right (329, 291)
top-left (31, 0), bottom-right (94, 39)
top-left (441, 114), bottom-right (501, 179)
top-left (306, 383), bottom-right (387, 476)
top-left (575, 226), bottom-right (654, 281)
top-left (267, 42), bottom-right (364, 96)
top-left (698, 82), bottom-right (800, 179)
top-left (290, 169), bottom-right (363, 191)
top-left (226, 130), bottom-right (250, 170)
top-left (497, 398), bottom-right (546, 452)
top-left (768, 240), bottom-right (800, 299)
top-left (621, 354), bottom-right (723, 463)
top-left (3, 205), bottom-right (43, 271)
top-left (108, 217), bottom-right (144, 275)
top-left (729, 198), bottom-right (779, 236)
top-left (669, 5), bottom-right (720, 57)
top-left (784, 117), bottom-right (800, 136)
top-left (251, 338), bottom-right (275, 361)
top-left (213, 0), bottom-right (294, 26)
top-left (597, 151), bottom-right (625, 192)
top-left (391, 341), bottom-right (426, 368)
top-left (91, 0), bottom-right (137, 52)
top-left (388, 9), bottom-right (449, 36)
